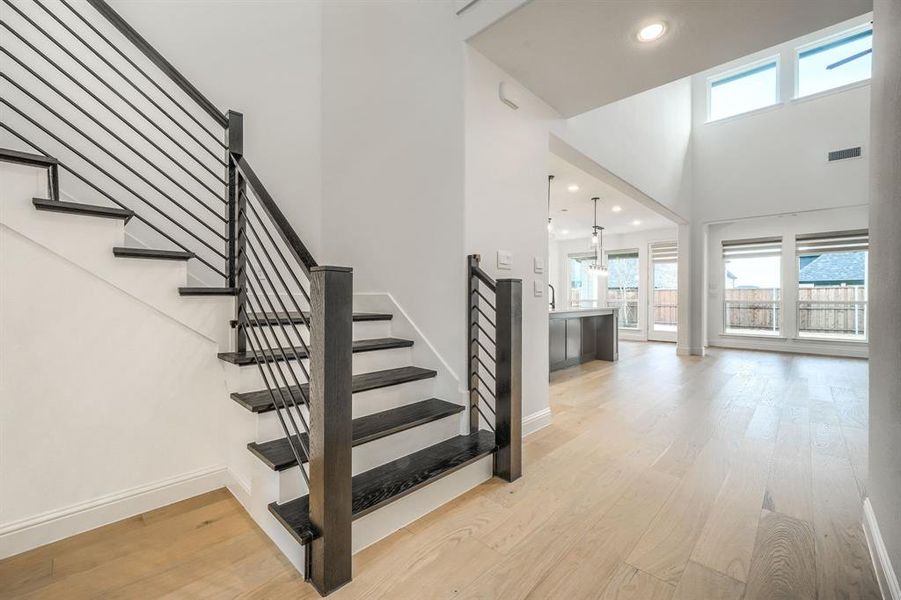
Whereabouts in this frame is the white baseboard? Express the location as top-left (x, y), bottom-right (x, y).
top-left (676, 345), bottom-right (705, 356)
top-left (0, 465), bottom-right (227, 559)
top-left (864, 497), bottom-right (900, 600)
top-left (523, 407), bottom-right (552, 437)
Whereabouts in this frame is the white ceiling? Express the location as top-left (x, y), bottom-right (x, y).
top-left (469, 0), bottom-right (872, 117)
top-left (547, 152), bottom-right (674, 240)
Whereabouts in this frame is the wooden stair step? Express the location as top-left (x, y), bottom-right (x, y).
top-left (229, 311), bottom-right (392, 327)
top-left (248, 398), bottom-right (464, 470)
top-left (231, 365), bottom-right (436, 413)
top-left (217, 337), bottom-right (413, 366)
top-left (112, 247), bottom-right (194, 261)
top-left (33, 198), bottom-right (134, 222)
top-left (269, 431), bottom-right (496, 544)
top-left (179, 287), bottom-right (238, 296)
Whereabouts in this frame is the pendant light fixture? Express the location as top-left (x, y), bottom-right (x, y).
top-left (587, 197), bottom-right (608, 277)
top-left (547, 174), bottom-right (555, 233)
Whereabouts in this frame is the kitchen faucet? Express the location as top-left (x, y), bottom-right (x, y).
top-left (548, 284), bottom-right (556, 310)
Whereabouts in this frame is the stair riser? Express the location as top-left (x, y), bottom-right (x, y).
top-left (275, 414), bottom-right (463, 503)
top-left (253, 377), bottom-right (438, 441)
top-left (244, 320), bottom-right (392, 348)
top-left (223, 347), bottom-right (415, 393)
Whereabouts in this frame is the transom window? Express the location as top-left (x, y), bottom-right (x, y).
top-left (797, 26), bottom-right (872, 98)
top-left (708, 58), bottom-right (779, 121)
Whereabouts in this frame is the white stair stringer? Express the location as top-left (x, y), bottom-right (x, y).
top-left (0, 163), bottom-right (233, 347)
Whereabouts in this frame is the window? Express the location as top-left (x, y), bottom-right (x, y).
top-left (722, 237), bottom-right (782, 335)
top-left (709, 58), bottom-right (779, 121)
top-left (797, 26), bottom-right (872, 98)
top-left (606, 250), bottom-right (639, 329)
top-left (650, 242), bottom-right (678, 333)
top-left (796, 230), bottom-right (868, 341)
top-left (568, 254), bottom-right (600, 308)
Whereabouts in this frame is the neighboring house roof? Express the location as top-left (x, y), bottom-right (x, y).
top-left (799, 252), bottom-right (866, 284)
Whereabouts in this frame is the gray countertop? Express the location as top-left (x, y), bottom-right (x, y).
top-left (548, 307), bottom-right (618, 319)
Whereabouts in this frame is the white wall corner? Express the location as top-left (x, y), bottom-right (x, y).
top-left (522, 407), bottom-right (553, 437)
top-left (864, 497), bottom-right (901, 600)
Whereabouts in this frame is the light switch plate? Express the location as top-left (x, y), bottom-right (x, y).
top-left (533, 280), bottom-right (543, 297)
top-left (497, 250), bottom-right (512, 270)
top-left (533, 257), bottom-right (544, 274)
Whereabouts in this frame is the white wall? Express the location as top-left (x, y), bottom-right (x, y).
top-left (560, 78), bottom-right (694, 218)
top-left (706, 205), bottom-right (868, 358)
top-left (107, 0), bottom-right (323, 258)
top-left (319, 0), bottom-right (466, 386)
top-left (464, 47), bottom-right (562, 421)
top-left (867, 0), bottom-right (901, 586)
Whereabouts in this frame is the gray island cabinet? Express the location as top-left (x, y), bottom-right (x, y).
top-left (549, 308), bottom-right (618, 372)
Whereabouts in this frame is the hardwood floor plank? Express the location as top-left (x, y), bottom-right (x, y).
top-left (811, 455), bottom-right (881, 600)
top-left (744, 510), bottom-right (817, 600)
top-left (672, 561), bottom-right (745, 600)
top-left (599, 563), bottom-right (674, 600)
top-left (691, 437), bottom-right (775, 582)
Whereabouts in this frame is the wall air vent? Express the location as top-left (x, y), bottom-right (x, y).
top-left (828, 146), bottom-right (862, 162)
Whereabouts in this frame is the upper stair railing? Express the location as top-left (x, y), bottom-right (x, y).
top-left (1, 0), bottom-right (351, 593)
top-left (467, 254), bottom-right (522, 482)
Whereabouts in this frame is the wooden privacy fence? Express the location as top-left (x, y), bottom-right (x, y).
top-left (653, 289), bottom-right (678, 325)
top-left (723, 286), bottom-right (867, 334)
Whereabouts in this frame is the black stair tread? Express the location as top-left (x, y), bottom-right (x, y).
top-left (269, 431), bottom-right (496, 545)
top-left (229, 311), bottom-right (392, 328)
top-left (112, 247), bottom-right (194, 260)
top-left (218, 337), bottom-right (413, 366)
top-left (33, 198), bottom-right (134, 222)
top-left (179, 287), bottom-right (238, 296)
top-left (0, 148), bottom-right (58, 166)
top-left (248, 398), bottom-right (464, 471)
top-left (231, 365), bottom-right (436, 413)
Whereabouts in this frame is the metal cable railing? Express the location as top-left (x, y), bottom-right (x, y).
top-left (466, 254), bottom-right (523, 482)
top-left (2, 1), bottom-right (353, 591)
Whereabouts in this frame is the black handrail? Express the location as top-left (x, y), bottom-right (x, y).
top-left (84, 0), bottom-right (228, 129)
top-left (232, 155), bottom-right (318, 277)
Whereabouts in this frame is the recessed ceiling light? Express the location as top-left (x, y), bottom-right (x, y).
top-left (611, 205), bottom-right (622, 213)
top-left (632, 219), bottom-right (642, 226)
top-left (561, 229), bottom-right (569, 235)
top-left (567, 184), bottom-right (580, 192)
top-left (637, 22), bottom-right (667, 43)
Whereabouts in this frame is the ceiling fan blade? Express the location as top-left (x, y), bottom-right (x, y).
top-left (827, 48), bottom-right (872, 70)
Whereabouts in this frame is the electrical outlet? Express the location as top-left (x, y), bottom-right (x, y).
top-left (497, 250), bottom-right (512, 270)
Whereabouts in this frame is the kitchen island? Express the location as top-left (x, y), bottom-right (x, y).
top-left (549, 307), bottom-right (618, 372)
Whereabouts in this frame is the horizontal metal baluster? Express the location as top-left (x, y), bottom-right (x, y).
top-left (0, 32), bottom-right (225, 185)
top-left (244, 207), bottom-right (313, 334)
top-left (470, 303), bottom-right (496, 329)
top-left (1, 101), bottom-right (228, 260)
top-left (31, 0), bottom-right (225, 159)
top-left (470, 320), bottom-right (496, 346)
top-left (244, 223), bottom-right (314, 372)
top-left (471, 337), bottom-right (495, 359)
top-left (239, 316), bottom-right (311, 484)
top-left (246, 200), bottom-right (312, 305)
top-left (59, 0), bottom-right (224, 148)
top-left (244, 255), bottom-right (314, 393)
top-left (475, 405), bottom-right (495, 432)
top-left (243, 289), bottom-right (312, 438)
top-left (476, 371), bottom-right (495, 393)
top-left (471, 287), bottom-right (496, 312)
top-left (0, 11), bottom-right (227, 175)
top-left (0, 52), bottom-right (225, 203)
top-left (3, 77), bottom-right (227, 233)
top-left (475, 387), bottom-right (496, 410)
top-left (0, 121), bottom-right (228, 278)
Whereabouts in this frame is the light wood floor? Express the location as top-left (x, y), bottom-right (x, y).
top-left (0, 342), bottom-right (881, 599)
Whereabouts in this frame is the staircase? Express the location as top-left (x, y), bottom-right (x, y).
top-left (0, 1), bottom-right (521, 596)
